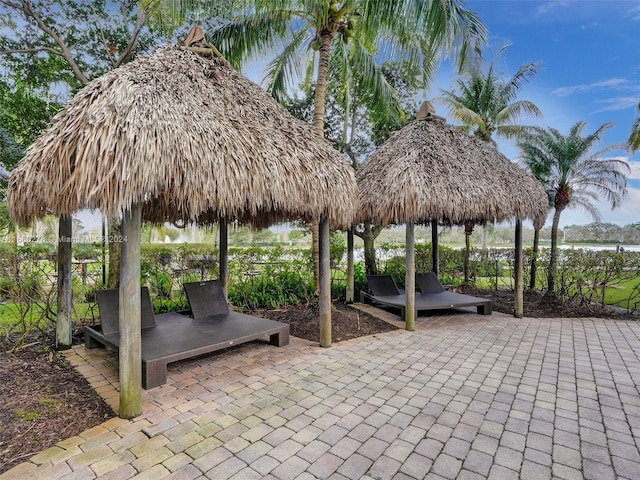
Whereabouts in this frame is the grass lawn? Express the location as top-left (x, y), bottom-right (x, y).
top-left (0, 301), bottom-right (97, 334)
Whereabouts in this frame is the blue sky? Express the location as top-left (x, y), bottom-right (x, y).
top-left (432, 0), bottom-right (640, 228)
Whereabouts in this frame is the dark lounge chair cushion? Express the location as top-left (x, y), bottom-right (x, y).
top-left (416, 272), bottom-right (446, 293)
top-left (183, 279), bottom-right (230, 319)
top-left (95, 287), bottom-right (156, 336)
top-left (366, 274), bottom-right (401, 296)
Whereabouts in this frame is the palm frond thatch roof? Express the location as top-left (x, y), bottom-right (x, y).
top-left (356, 117), bottom-right (548, 226)
top-left (8, 46), bottom-right (357, 228)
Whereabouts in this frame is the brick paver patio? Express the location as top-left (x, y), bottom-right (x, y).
top-left (2, 308), bottom-right (640, 480)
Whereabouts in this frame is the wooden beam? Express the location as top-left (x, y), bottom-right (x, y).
top-left (345, 228), bottom-right (354, 304)
top-left (405, 223), bottom-right (416, 331)
top-left (119, 204), bottom-right (142, 419)
top-left (319, 218), bottom-right (331, 347)
top-left (514, 218), bottom-right (524, 318)
top-left (219, 219), bottom-right (228, 298)
top-left (56, 215), bottom-right (72, 351)
top-left (431, 219), bottom-right (439, 275)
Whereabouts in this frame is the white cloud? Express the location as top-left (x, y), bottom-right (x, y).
top-left (552, 78), bottom-right (629, 97)
top-left (623, 158), bottom-right (640, 180)
top-left (592, 96), bottom-right (640, 113)
top-left (536, 0), bottom-right (570, 16)
top-left (580, 21), bottom-right (599, 30)
top-left (557, 185), bottom-right (640, 228)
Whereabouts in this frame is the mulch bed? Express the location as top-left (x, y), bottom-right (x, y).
top-left (252, 302), bottom-right (398, 342)
top-left (458, 285), bottom-right (640, 320)
top-left (0, 344), bottom-right (114, 474)
top-left (1, 292), bottom-right (637, 474)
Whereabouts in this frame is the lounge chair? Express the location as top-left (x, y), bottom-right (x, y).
top-left (415, 272), bottom-right (447, 293)
top-left (85, 283), bottom-right (289, 389)
top-left (360, 273), bottom-right (492, 321)
top-left (365, 274), bottom-right (405, 296)
top-left (415, 272), bottom-right (492, 315)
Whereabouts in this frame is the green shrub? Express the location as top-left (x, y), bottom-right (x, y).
top-left (381, 255), bottom-right (405, 288)
top-left (0, 276), bottom-right (15, 299)
top-left (228, 270), bottom-right (314, 310)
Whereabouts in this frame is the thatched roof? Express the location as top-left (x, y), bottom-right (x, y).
top-left (8, 46), bottom-right (357, 228)
top-left (356, 117), bottom-right (548, 226)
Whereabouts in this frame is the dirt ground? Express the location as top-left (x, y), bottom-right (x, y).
top-left (252, 302), bottom-right (398, 342)
top-left (0, 344), bottom-right (114, 473)
top-left (1, 292), bottom-right (637, 474)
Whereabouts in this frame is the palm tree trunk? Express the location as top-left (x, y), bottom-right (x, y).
top-left (529, 227), bottom-right (540, 290)
top-left (547, 207), bottom-right (564, 296)
top-left (312, 33), bottom-right (331, 134)
top-left (310, 32), bottom-right (333, 293)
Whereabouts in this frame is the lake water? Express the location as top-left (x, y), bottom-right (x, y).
top-left (558, 244), bottom-right (640, 252)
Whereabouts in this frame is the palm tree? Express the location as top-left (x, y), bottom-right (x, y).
top-left (209, 0), bottom-right (486, 295)
top-left (517, 121), bottom-right (629, 295)
top-left (439, 45), bottom-right (542, 281)
top-left (439, 45), bottom-right (541, 142)
top-left (206, 1), bottom-right (485, 129)
top-left (629, 100), bottom-right (640, 152)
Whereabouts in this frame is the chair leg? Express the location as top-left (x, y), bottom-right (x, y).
top-left (270, 329), bottom-right (289, 347)
top-left (478, 303), bottom-right (492, 315)
top-left (143, 360), bottom-right (167, 389)
top-left (85, 330), bottom-right (104, 349)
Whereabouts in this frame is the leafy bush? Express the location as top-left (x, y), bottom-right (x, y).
top-left (228, 270), bottom-right (314, 310)
top-left (381, 255), bottom-right (405, 288)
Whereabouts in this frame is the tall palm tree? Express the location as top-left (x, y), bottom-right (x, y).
top-left (439, 44), bottom-right (542, 142)
top-left (439, 45), bottom-right (541, 282)
top-left (629, 100), bottom-right (640, 152)
top-left (208, 0), bottom-right (486, 297)
top-left (517, 121), bottom-right (629, 295)
top-left (206, 1), bottom-right (486, 130)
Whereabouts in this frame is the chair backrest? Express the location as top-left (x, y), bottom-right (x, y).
top-left (366, 274), bottom-right (401, 296)
top-left (183, 279), bottom-right (230, 319)
top-left (95, 287), bottom-right (156, 336)
top-left (416, 272), bottom-right (445, 293)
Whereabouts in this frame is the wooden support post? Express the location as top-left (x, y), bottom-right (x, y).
top-left (56, 215), bottom-right (72, 351)
top-left (405, 223), bottom-right (416, 331)
top-left (319, 217), bottom-right (332, 347)
top-left (101, 218), bottom-right (107, 286)
top-left (346, 227), bottom-right (354, 303)
top-left (514, 218), bottom-right (524, 318)
top-left (431, 219), bottom-right (439, 275)
top-left (219, 218), bottom-right (228, 299)
top-left (119, 204), bottom-right (142, 419)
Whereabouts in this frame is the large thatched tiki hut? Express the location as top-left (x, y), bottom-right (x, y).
top-left (8, 41), bottom-right (357, 418)
top-left (356, 114), bottom-right (548, 329)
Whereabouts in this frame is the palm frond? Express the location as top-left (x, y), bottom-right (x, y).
top-left (494, 100), bottom-right (542, 125)
top-left (517, 120), bottom-right (628, 221)
top-left (349, 40), bottom-right (403, 125)
top-left (264, 27), bottom-right (310, 103)
top-left (628, 101), bottom-right (640, 152)
top-left (209, 11), bottom-right (293, 69)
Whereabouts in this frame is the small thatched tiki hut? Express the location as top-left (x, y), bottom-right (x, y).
top-left (357, 115), bottom-right (548, 329)
top-left (9, 46), bottom-right (355, 227)
top-left (8, 42), bottom-right (357, 418)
